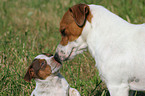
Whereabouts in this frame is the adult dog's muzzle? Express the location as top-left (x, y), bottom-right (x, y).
top-left (54, 53), bottom-right (62, 64)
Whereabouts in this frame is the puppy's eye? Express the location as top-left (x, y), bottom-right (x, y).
top-left (41, 62), bottom-right (45, 66)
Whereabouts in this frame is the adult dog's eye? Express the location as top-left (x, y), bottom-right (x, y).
top-left (61, 29), bottom-right (66, 36)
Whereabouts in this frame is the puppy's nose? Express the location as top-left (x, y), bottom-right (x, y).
top-left (54, 53), bottom-right (62, 64)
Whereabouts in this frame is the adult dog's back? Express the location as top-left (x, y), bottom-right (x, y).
top-left (88, 5), bottom-right (145, 95)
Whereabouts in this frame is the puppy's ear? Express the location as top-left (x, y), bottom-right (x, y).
top-left (24, 67), bottom-right (35, 82)
top-left (69, 4), bottom-right (89, 27)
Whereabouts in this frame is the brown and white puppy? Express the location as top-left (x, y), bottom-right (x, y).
top-left (55, 4), bottom-right (145, 96)
top-left (24, 53), bottom-right (80, 96)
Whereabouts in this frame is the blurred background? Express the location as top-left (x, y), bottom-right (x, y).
top-left (0, 0), bottom-right (145, 95)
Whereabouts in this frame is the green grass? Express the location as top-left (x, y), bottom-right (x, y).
top-left (0, 0), bottom-right (145, 96)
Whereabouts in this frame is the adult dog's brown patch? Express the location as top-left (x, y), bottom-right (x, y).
top-left (59, 4), bottom-right (93, 46)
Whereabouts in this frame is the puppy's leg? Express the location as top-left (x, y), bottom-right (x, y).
top-left (107, 83), bottom-right (129, 96)
top-left (69, 88), bottom-right (80, 96)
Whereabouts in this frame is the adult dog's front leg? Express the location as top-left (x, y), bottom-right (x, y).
top-left (107, 83), bottom-right (129, 96)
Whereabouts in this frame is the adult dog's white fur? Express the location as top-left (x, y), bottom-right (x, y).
top-left (55, 4), bottom-right (145, 96)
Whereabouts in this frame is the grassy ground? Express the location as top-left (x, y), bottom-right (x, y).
top-left (0, 0), bottom-right (145, 96)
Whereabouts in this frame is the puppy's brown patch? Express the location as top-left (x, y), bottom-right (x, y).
top-left (59, 4), bottom-right (93, 46)
top-left (24, 59), bottom-right (51, 82)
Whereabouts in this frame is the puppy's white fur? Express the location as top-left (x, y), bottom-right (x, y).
top-left (31, 73), bottom-right (69, 96)
top-left (56, 4), bottom-right (145, 96)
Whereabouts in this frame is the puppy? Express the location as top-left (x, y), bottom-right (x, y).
top-left (24, 53), bottom-right (80, 96)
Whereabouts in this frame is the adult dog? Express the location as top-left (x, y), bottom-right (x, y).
top-left (54, 4), bottom-right (145, 96)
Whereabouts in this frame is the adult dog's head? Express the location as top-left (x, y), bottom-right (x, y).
top-left (55, 4), bottom-right (92, 61)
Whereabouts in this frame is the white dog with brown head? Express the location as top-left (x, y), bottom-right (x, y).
top-left (24, 53), bottom-right (80, 96)
top-left (55, 4), bottom-right (145, 96)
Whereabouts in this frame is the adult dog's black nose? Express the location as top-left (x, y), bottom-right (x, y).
top-left (54, 53), bottom-right (61, 64)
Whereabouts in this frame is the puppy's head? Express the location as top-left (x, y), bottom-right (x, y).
top-left (24, 53), bottom-right (62, 82)
top-left (55, 4), bottom-right (92, 61)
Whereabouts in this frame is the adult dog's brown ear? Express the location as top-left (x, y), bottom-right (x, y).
top-left (69, 4), bottom-right (89, 27)
top-left (24, 66), bottom-right (35, 82)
